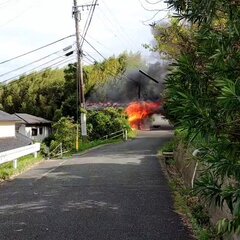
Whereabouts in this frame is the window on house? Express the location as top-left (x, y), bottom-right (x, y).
top-left (32, 128), bottom-right (38, 136)
top-left (39, 127), bottom-right (43, 135)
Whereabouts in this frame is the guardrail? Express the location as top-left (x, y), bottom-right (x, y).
top-left (48, 143), bottom-right (69, 159)
top-left (101, 129), bottom-right (128, 141)
top-left (0, 143), bottom-right (40, 169)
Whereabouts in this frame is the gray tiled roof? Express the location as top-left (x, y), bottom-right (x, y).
top-left (14, 113), bottom-right (51, 124)
top-left (0, 110), bottom-right (19, 122)
top-left (0, 133), bottom-right (33, 152)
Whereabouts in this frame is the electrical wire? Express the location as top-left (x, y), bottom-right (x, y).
top-left (1, 54), bottom-right (75, 83)
top-left (80, 0), bottom-right (98, 48)
top-left (84, 51), bottom-right (98, 63)
top-left (0, 46), bottom-right (73, 77)
top-left (101, 0), bottom-right (137, 48)
top-left (0, 34), bottom-right (74, 64)
top-left (84, 50), bottom-right (138, 84)
top-left (80, 33), bottom-right (106, 60)
top-left (142, 10), bottom-right (170, 25)
top-left (86, 35), bottom-right (113, 53)
top-left (0, 0), bottom-right (14, 8)
top-left (144, 0), bottom-right (165, 5)
top-left (100, 0), bottom-right (136, 50)
top-left (138, 0), bottom-right (169, 12)
top-left (3, 57), bottom-right (75, 84)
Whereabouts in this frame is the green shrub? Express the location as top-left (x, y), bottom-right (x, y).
top-left (51, 117), bottom-right (76, 151)
top-left (87, 108), bottom-right (130, 140)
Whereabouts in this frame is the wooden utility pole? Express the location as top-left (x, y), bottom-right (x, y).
top-left (73, 0), bottom-right (87, 150)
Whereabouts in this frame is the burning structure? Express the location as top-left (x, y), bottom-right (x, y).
top-left (125, 101), bottom-right (163, 129)
top-left (87, 61), bottom-right (169, 130)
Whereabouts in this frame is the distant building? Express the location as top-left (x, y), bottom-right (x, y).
top-left (0, 110), bottom-right (32, 152)
top-left (14, 113), bottom-right (52, 142)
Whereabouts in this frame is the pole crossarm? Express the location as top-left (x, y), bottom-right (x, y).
top-left (76, 3), bottom-right (99, 8)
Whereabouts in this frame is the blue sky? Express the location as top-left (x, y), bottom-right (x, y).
top-left (0, 0), bottom-right (169, 83)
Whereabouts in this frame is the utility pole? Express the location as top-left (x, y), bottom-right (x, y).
top-left (73, 0), bottom-right (97, 149)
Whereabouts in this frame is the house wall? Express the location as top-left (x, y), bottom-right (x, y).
top-left (0, 122), bottom-right (15, 138)
top-left (18, 124), bottom-right (51, 142)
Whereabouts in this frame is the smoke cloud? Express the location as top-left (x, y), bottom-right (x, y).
top-left (88, 61), bottom-right (168, 103)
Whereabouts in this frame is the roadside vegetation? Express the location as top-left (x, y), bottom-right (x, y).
top-left (149, 0), bottom-right (240, 237)
top-left (0, 155), bottom-right (42, 181)
top-left (41, 107), bottom-right (131, 156)
top-left (0, 52), bottom-right (139, 179)
top-left (160, 140), bottom-right (218, 240)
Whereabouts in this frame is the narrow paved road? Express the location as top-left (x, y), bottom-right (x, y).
top-left (0, 131), bottom-right (193, 240)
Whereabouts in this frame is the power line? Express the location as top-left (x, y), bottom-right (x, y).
top-left (83, 58), bottom-right (94, 65)
top-left (143, 0), bottom-right (165, 5)
top-left (84, 51), bottom-right (98, 63)
top-left (87, 35), bottom-right (113, 53)
top-left (0, 0), bottom-right (14, 8)
top-left (84, 50), bottom-right (139, 85)
top-left (139, 0), bottom-right (168, 12)
top-left (0, 4), bottom-right (34, 27)
top-left (96, 4), bottom-right (133, 50)
top-left (142, 10), bottom-right (170, 25)
top-left (80, 0), bottom-right (98, 47)
top-left (0, 34), bottom-right (74, 64)
top-left (1, 54), bottom-right (75, 83)
top-left (0, 46), bottom-right (73, 77)
top-left (2, 57), bottom-right (75, 85)
top-left (80, 33), bottom-right (106, 60)
top-left (101, 0), bottom-right (137, 49)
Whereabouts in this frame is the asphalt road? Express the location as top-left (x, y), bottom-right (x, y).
top-left (0, 130), bottom-right (193, 240)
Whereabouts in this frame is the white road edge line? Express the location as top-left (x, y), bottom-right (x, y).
top-left (34, 159), bottom-right (67, 182)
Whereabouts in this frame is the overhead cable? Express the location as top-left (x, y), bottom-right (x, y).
top-left (80, 33), bottom-right (106, 60)
top-left (0, 46), bottom-right (73, 77)
top-left (2, 57), bottom-right (75, 84)
top-left (0, 34), bottom-right (75, 64)
top-left (80, 0), bottom-right (98, 47)
top-left (144, 0), bottom-right (165, 4)
top-left (1, 54), bottom-right (75, 83)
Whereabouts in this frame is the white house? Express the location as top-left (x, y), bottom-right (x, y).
top-left (14, 113), bottom-right (52, 142)
top-left (0, 111), bottom-right (16, 138)
top-left (0, 110), bottom-right (33, 152)
top-left (0, 110), bottom-right (41, 169)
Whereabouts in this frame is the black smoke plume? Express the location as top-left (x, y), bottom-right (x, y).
top-left (88, 61), bottom-right (168, 103)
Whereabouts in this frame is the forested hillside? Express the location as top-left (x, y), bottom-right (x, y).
top-left (0, 52), bottom-right (143, 121)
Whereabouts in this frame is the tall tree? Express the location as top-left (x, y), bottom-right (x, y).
top-left (150, 0), bottom-right (240, 235)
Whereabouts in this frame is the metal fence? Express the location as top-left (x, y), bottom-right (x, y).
top-left (0, 143), bottom-right (41, 169)
top-left (101, 129), bottom-right (128, 141)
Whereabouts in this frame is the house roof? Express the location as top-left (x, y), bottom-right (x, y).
top-left (14, 113), bottom-right (51, 125)
top-left (0, 110), bottom-right (19, 122)
top-left (0, 133), bottom-right (33, 152)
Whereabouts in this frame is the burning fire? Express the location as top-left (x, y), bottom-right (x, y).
top-left (125, 101), bottom-right (161, 129)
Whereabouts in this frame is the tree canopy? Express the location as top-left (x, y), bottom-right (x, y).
top-left (0, 52), bottom-right (144, 121)
top-left (150, 0), bottom-right (240, 235)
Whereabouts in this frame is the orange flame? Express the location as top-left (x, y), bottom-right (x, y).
top-left (125, 101), bottom-right (161, 129)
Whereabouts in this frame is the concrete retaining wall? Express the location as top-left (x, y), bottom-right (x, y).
top-left (173, 141), bottom-right (238, 239)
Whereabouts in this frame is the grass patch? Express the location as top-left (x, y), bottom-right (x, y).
top-left (78, 138), bottom-right (122, 152)
top-left (0, 155), bottom-right (43, 181)
top-left (67, 130), bottom-right (137, 157)
top-left (47, 129), bottom-right (138, 159)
